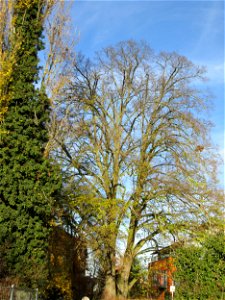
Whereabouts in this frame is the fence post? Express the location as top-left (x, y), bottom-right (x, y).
top-left (9, 284), bottom-right (14, 300)
top-left (35, 288), bottom-right (38, 300)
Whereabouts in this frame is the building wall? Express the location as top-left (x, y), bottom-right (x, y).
top-left (149, 257), bottom-right (176, 300)
top-left (49, 227), bottom-right (87, 299)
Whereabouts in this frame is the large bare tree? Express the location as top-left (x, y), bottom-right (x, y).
top-left (52, 41), bottom-right (222, 299)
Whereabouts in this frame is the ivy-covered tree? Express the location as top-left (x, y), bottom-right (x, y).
top-left (0, 0), bottom-right (61, 287)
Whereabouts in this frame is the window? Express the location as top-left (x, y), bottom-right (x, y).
top-left (152, 271), bottom-right (167, 289)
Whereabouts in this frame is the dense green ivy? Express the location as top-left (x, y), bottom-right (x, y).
top-left (174, 233), bottom-right (225, 299)
top-left (0, 0), bottom-right (61, 287)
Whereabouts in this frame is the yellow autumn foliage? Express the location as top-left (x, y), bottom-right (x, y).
top-left (0, 0), bottom-right (14, 125)
top-left (16, 0), bottom-right (37, 9)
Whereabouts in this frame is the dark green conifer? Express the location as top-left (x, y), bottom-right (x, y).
top-left (0, 0), bottom-right (61, 286)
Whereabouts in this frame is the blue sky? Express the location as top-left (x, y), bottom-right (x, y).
top-left (70, 0), bottom-right (224, 182)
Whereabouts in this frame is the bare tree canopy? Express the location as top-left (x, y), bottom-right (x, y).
top-left (51, 40), bottom-right (222, 299)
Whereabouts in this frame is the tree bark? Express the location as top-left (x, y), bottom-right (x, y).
top-left (101, 274), bottom-right (117, 300)
top-left (116, 256), bottom-right (133, 299)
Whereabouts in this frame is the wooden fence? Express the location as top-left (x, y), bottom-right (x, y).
top-left (0, 284), bottom-right (38, 300)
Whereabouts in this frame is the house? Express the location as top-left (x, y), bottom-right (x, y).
top-left (148, 244), bottom-right (179, 300)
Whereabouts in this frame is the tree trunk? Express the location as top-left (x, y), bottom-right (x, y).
top-left (101, 274), bottom-right (117, 300)
top-left (116, 256), bottom-right (133, 299)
